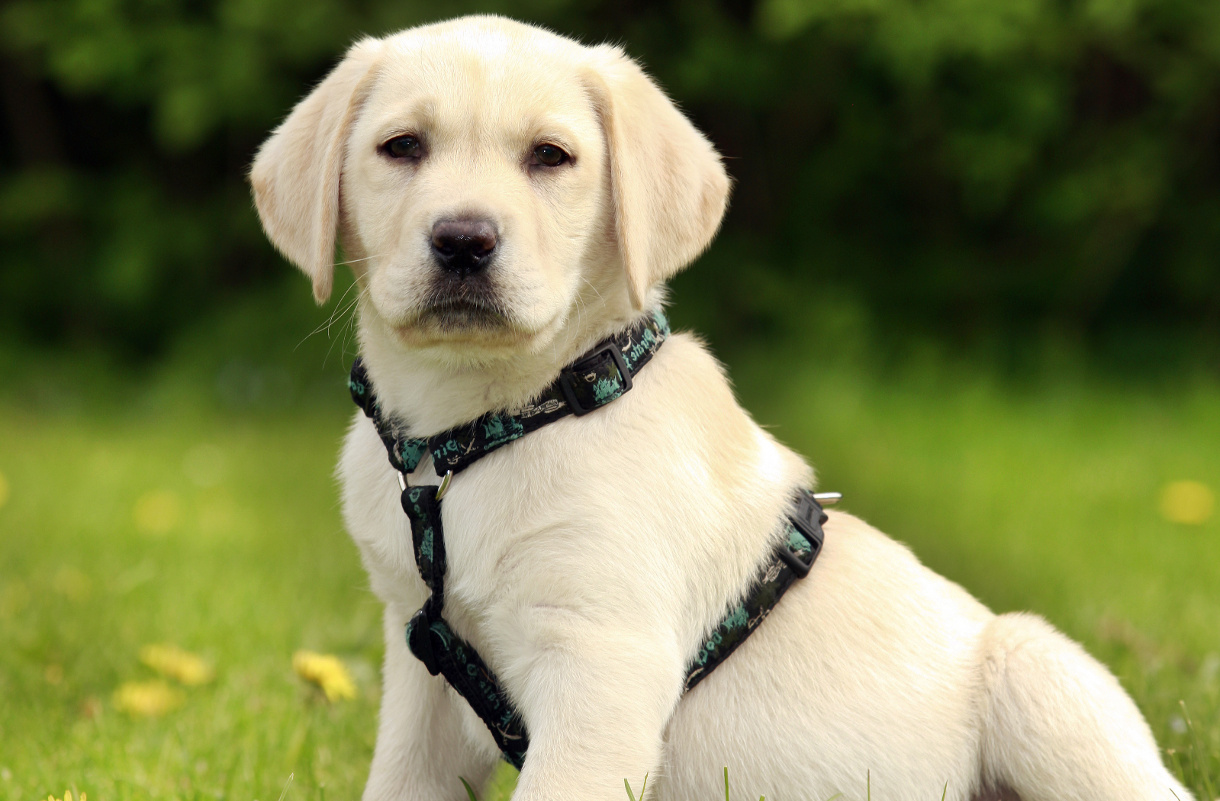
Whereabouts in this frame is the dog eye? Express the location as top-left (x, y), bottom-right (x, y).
top-left (531, 144), bottom-right (570, 167)
top-left (383, 135), bottom-right (423, 160)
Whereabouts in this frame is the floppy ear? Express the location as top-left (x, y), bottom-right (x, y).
top-left (249, 38), bottom-right (383, 304)
top-left (585, 46), bottom-right (731, 309)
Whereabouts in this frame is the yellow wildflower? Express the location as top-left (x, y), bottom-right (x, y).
top-left (1159, 480), bottom-right (1214, 526)
top-left (139, 643), bottom-right (214, 686)
top-left (113, 679), bottom-right (184, 717)
top-left (293, 650), bottom-right (357, 702)
top-left (44, 792), bottom-right (86, 801)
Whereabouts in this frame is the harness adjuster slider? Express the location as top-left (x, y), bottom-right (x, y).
top-left (407, 605), bottom-right (443, 676)
top-left (777, 492), bottom-right (829, 579)
top-left (558, 341), bottom-right (632, 416)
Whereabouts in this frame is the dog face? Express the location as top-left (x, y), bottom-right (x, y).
top-left (342, 26), bottom-right (610, 350)
top-left (251, 16), bottom-right (730, 359)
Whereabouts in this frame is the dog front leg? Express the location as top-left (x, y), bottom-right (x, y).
top-left (364, 603), bottom-right (498, 801)
top-left (498, 609), bottom-right (686, 801)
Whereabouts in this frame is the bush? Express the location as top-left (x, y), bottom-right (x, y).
top-left (2, 0), bottom-right (1218, 360)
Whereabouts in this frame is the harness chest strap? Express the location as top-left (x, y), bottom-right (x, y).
top-left (350, 311), bottom-right (829, 769)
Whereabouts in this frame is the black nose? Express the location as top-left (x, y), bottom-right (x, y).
top-left (431, 219), bottom-right (498, 277)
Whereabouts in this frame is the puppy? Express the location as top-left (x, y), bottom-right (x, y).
top-left (251, 16), bottom-right (1193, 801)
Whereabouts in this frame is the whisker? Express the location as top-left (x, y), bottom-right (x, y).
top-left (580, 276), bottom-right (606, 305)
top-left (331, 283), bottom-right (371, 367)
top-left (333, 252), bottom-right (385, 268)
top-left (296, 279), bottom-right (362, 352)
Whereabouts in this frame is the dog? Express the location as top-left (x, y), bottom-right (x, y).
top-left (250, 16), bottom-right (1193, 801)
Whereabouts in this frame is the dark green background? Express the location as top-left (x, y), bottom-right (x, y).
top-left (3, 0), bottom-right (1219, 369)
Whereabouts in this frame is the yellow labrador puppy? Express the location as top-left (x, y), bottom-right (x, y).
top-left (251, 15), bottom-right (1192, 801)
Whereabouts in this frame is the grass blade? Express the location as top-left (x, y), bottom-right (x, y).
top-left (624, 773), bottom-right (647, 801)
top-left (276, 773), bottom-right (294, 801)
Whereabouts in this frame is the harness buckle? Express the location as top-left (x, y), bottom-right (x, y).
top-left (558, 341), bottom-right (633, 416)
top-left (407, 604), bottom-right (443, 676)
top-left (777, 491), bottom-right (828, 579)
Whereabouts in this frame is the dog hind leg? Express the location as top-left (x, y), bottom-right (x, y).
top-left (976, 612), bottom-right (1193, 801)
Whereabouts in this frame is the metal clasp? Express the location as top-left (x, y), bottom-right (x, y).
top-left (397, 468), bottom-right (454, 501)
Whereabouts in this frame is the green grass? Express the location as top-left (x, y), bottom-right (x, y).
top-left (0, 337), bottom-right (1216, 800)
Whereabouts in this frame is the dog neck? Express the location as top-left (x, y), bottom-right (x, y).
top-left (355, 291), bottom-right (659, 436)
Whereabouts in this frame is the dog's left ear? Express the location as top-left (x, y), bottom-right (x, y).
top-left (249, 37), bottom-right (383, 304)
top-left (584, 46), bottom-right (731, 309)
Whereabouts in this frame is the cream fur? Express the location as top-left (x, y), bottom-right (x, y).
top-left (250, 16), bottom-right (1193, 801)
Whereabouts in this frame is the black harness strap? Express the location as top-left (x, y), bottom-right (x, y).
top-left (350, 311), bottom-right (670, 478)
top-left (351, 310), bottom-right (827, 769)
top-left (684, 490), bottom-right (826, 693)
top-left (400, 485), bottom-right (529, 763)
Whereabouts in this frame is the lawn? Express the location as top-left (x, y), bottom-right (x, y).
top-left (1, 324), bottom-right (1216, 800)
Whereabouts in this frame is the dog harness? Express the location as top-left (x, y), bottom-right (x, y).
top-left (349, 310), bottom-right (829, 769)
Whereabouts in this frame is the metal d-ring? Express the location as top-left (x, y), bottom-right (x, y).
top-left (813, 491), bottom-right (842, 506)
top-left (435, 470), bottom-right (453, 501)
top-left (398, 469), bottom-right (454, 501)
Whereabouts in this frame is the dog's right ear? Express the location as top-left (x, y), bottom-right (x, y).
top-left (249, 38), bottom-right (383, 304)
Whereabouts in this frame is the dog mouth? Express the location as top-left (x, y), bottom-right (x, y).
top-left (420, 299), bottom-right (509, 330)
top-left (415, 277), bottom-right (512, 332)
top-left (383, 272), bottom-right (546, 350)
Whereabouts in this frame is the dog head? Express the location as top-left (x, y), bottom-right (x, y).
top-left (250, 16), bottom-right (730, 358)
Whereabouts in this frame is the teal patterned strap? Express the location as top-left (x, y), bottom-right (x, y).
top-left (684, 489), bottom-right (826, 692)
top-left (399, 484), bottom-right (530, 768)
top-left (350, 310), bottom-right (670, 477)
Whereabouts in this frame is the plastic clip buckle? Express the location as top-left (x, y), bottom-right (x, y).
top-left (407, 604), bottom-right (442, 676)
top-left (776, 492), bottom-right (827, 579)
top-left (558, 341), bottom-right (632, 416)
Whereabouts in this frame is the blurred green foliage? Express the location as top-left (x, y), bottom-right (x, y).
top-left (2, 0), bottom-right (1219, 359)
